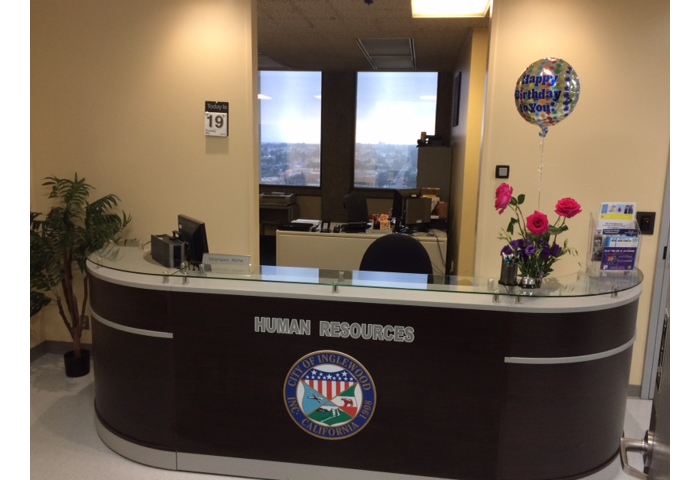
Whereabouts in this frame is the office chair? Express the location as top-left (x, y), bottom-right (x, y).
top-left (343, 193), bottom-right (369, 224)
top-left (359, 233), bottom-right (433, 275)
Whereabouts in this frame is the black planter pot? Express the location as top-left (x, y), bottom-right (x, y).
top-left (63, 349), bottom-right (91, 377)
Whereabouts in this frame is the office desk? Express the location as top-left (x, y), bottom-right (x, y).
top-left (88, 245), bottom-right (642, 480)
top-left (276, 227), bottom-right (448, 275)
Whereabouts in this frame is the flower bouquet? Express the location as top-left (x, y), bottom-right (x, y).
top-left (495, 183), bottom-right (581, 287)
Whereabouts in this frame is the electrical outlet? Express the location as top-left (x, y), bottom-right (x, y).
top-left (81, 315), bottom-right (90, 330)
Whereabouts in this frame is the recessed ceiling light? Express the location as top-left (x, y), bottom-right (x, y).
top-left (411, 0), bottom-right (491, 18)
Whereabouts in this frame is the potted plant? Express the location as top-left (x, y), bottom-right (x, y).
top-left (31, 174), bottom-right (131, 377)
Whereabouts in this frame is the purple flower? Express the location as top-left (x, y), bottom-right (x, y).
top-left (524, 243), bottom-right (536, 256)
top-left (501, 245), bottom-right (514, 256)
top-left (550, 243), bottom-right (562, 257)
top-left (510, 239), bottom-right (525, 251)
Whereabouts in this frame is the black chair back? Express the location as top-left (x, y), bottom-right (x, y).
top-left (359, 233), bottom-right (433, 274)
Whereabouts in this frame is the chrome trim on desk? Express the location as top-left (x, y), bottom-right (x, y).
top-left (91, 310), bottom-right (173, 339)
top-left (95, 415), bottom-right (176, 470)
top-left (95, 428), bottom-right (622, 480)
top-left (504, 334), bottom-right (636, 365)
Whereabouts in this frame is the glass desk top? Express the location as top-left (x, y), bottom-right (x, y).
top-left (88, 243), bottom-right (643, 299)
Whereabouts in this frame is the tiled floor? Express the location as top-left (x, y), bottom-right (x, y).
top-left (30, 353), bottom-right (652, 480)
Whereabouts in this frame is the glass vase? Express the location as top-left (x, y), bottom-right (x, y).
top-left (519, 275), bottom-right (542, 289)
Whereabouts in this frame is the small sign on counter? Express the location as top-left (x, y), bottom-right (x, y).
top-left (202, 253), bottom-right (250, 274)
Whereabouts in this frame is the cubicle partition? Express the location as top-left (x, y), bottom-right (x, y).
top-left (88, 245), bottom-right (642, 480)
top-left (276, 227), bottom-right (448, 275)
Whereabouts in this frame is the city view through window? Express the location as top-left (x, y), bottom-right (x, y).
top-left (259, 71), bottom-right (322, 186)
top-left (259, 71), bottom-right (437, 188)
top-left (354, 72), bottom-right (438, 188)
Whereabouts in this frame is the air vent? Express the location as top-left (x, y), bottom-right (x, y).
top-left (356, 38), bottom-right (416, 71)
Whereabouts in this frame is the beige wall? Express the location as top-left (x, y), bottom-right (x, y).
top-left (474, 0), bottom-right (669, 385)
top-left (30, 0), bottom-right (259, 346)
top-left (450, 28), bottom-right (490, 277)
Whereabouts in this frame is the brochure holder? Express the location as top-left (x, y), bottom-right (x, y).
top-left (587, 213), bottom-right (642, 275)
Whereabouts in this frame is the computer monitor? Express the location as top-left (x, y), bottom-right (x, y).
top-left (404, 196), bottom-right (433, 231)
top-left (392, 189), bottom-right (431, 233)
top-left (343, 193), bottom-right (369, 224)
top-left (177, 214), bottom-right (209, 265)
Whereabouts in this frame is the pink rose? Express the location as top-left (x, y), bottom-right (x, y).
top-left (494, 183), bottom-right (513, 214)
top-left (555, 197), bottom-right (582, 219)
top-left (526, 211), bottom-right (549, 235)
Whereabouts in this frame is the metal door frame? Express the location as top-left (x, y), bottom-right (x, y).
top-left (640, 157), bottom-right (670, 400)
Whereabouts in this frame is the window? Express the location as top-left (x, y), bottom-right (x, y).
top-left (354, 72), bottom-right (438, 189)
top-left (259, 71), bottom-right (322, 186)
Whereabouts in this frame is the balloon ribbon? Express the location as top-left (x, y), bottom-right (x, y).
top-left (537, 137), bottom-right (545, 210)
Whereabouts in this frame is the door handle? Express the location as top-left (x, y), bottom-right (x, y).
top-left (620, 435), bottom-right (650, 479)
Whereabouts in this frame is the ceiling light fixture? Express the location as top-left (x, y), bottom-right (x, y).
top-left (411, 0), bottom-right (491, 18)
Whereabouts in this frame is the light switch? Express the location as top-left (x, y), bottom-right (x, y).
top-left (495, 165), bottom-right (510, 179)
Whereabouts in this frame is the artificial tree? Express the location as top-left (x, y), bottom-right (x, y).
top-left (31, 174), bottom-right (131, 373)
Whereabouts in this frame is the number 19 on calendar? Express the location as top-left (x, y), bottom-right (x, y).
top-left (204, 101), bottom-right (229, 137)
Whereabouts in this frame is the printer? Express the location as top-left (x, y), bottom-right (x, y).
top-left (260, 192), bottom-right (296, 206)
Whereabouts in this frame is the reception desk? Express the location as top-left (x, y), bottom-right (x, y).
top-left (87, 244), bottom-right (642, 480)
top-left (276, 227), bottom-right (448, 275)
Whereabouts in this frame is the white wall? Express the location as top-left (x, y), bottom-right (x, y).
top-left (475, 0), bottom-right (669, 385)
top-left (30, 0), bottom-right (259, 345)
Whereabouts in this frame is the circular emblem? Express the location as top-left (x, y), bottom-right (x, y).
top-left (284, 351), bottom-right (376, 440)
